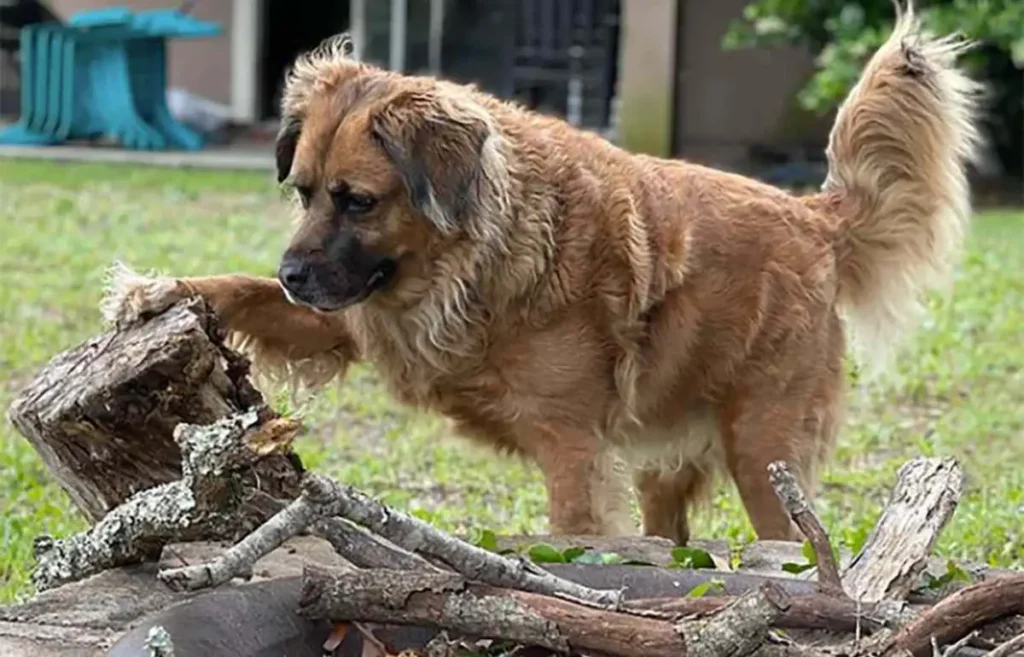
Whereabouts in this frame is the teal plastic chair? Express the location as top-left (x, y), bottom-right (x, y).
top-left (0, 6), bottom-right (222, 150)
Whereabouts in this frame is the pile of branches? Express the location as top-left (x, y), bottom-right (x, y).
top-left (25, 410), bottom-right (1024, 657)
top-left (8, 299), bottom-right (1024, 657)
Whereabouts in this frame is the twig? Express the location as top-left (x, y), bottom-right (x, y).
top-left (228, 487), bottom-right (441, 571)
top-left (843, 457), bottom-right (965, 603)
top-left (298, 566), bottom-right (791, 657)
top-left (305, 473), bottom-right (624, 609)
top-left (984, 632), bottom-right (1024, 657)
top-left (158, 475), bottom-right (329, 590)
top-left (158, 482), bottom-right (442, 591)
top-left (310, 516), bottom-right (442, 571)
top-left (163, 472), bottom-right (623, 607)
top-left (942, 631), bottom-right (980, 657)
top-left (767, 460), bottom-right (844, 597)
top-left (883, 574), bottom-right (1024, 657)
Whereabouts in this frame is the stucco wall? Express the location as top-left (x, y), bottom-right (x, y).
top-left (673, 0), bottom-right (830, 170)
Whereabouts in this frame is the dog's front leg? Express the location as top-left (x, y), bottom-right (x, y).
top-left (100, 262), bottom-right (357, 388)
top-left (523, 423), bottom-right (637, 536)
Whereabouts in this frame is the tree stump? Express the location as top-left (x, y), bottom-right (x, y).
top-left (5, 297), bottom-right (298, 523)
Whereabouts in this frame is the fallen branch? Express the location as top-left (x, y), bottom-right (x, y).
top-left (883, 574), bottom-right (1024, 657)
top-left (310, 515), bottom-right (441, 571)
top-left (677, 581), bottom-right (792, 657)
top-left (943, 631), bottom-right (982, 657)
top-left (31, 409), bottom-right (300, 591)
top-left (159, 480), bottom-right (438, 591)
top-left (157, 473), bottom-right (334, 590)
top-left (767, 460), bottom-right (844, 596)
top-left (297, 566), bottom-right (790, 657)
top-left (162, 473), bottom-right (622, 609)
top-left (843, 458), bottom-right (966, 603)
top-left (242, 487), bottom-right (440, 572)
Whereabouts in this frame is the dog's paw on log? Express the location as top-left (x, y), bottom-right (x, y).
top-left (99, 261), bottom-right (188, 327)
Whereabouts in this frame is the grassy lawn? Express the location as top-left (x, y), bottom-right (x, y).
top-left (1, 158), bottom-right (1022, 603)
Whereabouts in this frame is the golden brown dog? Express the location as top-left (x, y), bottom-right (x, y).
top-left (102, 3), bottom-right (982, 544)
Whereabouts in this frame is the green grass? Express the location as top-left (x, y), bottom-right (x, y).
top-left (1, 159), bottom-right (1022, 603)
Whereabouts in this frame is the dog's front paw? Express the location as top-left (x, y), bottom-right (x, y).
top-left (99, 261), bottom-right (184, 326)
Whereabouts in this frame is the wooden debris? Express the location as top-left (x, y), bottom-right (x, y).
top-left (767, 460), bottom-right (844, 596)
top-left (842, 458), bottom-right (966, 603)
top-left (5, 298), bottom-right (279, 522)
top-left (161, 472), bottom-right (622, 609)
top-left (297, 567), bottom-right (789, 657)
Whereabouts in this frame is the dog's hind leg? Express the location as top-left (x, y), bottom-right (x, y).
top-left (719, 340), bottom-right (844, 541)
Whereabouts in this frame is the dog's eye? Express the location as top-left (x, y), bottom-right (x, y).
top-left (294, 185), bottom-right (313, 209)
top-left (348, 193), bottom-right (377, 214)
top-left (334, 191), bottom-right (377, 215)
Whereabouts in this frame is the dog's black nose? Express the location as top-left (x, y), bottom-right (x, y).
top-left (278, 256), bottom-right (310, 290)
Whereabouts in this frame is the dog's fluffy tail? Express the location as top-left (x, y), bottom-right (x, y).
top-left (823, 2), bottom-right (984, 373)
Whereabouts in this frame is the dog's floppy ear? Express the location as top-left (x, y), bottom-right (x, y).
top-left (275, 115), bottom-right (302, 184)
top-left (370, 89), bottom-right (498, 232)
top-left (275, 33), bottom-right (358, 184)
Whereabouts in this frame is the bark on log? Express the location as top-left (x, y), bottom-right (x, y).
top-left (883, 574), bottom-right (1024, 657)
top-left (5, 298), bottom-right (285, 522)
top-left (297, 567), bottom-right (790, 657)
top-left (842, 457), bottom-right (965, 603)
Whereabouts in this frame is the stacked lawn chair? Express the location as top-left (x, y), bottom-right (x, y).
top-left (0, 5), bottom-right (221, 150)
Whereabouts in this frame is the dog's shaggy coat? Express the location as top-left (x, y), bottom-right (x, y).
top-left (104, 3), bottom-right (983, 543)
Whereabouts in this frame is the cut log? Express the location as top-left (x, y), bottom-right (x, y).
top-left (5, 298), bottom-right (285, 522)
top-left (842, 457), bottom-right (965, 603)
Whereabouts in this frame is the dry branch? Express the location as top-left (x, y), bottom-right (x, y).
top-left (677, 582), bottom-right (792, 657)
top-left (767, 460), bottom-right (844, 596)
top-left (159, 475), bottom-right (443, 590)
top-left (162, 472), bottom-right (621, 609)
top-left (309, 516), bottom-right (440, 571)
top-left (307, 474), bottom-right (625, 608)
top-left (298, 566), bottom-right (790, 657)
top-left (843, 457), bottom-right (966, 603)
top-left (883, 574), bottom-right (1024, 657)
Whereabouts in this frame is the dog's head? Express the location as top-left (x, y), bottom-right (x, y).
top-left (273, 34), bottom-right (508, 313)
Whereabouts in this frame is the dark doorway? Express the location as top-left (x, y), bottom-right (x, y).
top-left (258, 0), bottom-right (350, 120)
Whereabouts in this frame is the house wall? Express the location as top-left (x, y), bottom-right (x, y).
top-left (47, 0), bottom-right (234, 106)
top-left (616, 0), bottom-right (832, 171)
top-left (673, 0), bottom-right (831, 171)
